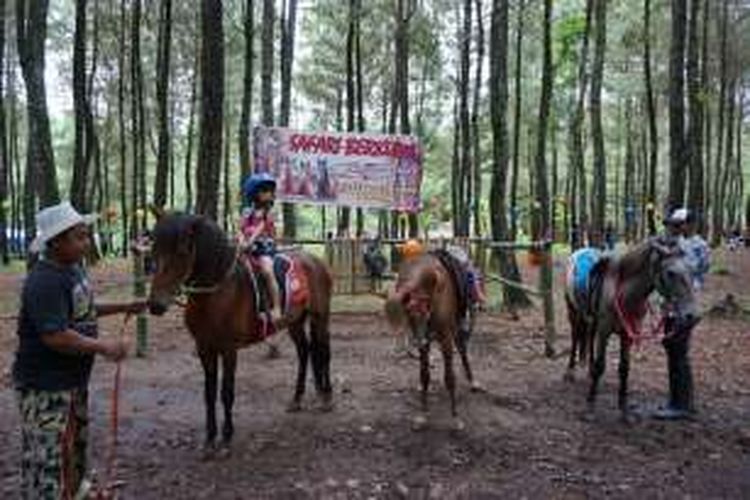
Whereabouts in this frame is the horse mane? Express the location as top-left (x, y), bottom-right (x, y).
top-left (155, 212), bottom-right (237, 287)
top-left (613, 240), bottom-right (654, 277)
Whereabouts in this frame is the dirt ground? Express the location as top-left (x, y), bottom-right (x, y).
top-left (1, 250), bottom-right (749, 499)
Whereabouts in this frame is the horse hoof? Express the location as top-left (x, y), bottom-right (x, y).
top-left (265, 344), bottom-right (281, 360)
top-left (411, 415), bottom-right (428, 431)
top-left (469, 381), bottom-right (484, 393)
top-left (286, 400), bottom-right (303, 413)
top-left (317, 395), bottom-right (334, 413)
top-left (216, 443), bottom-right (232, 459)
top-left (201, 442), bottom-right (217, 461)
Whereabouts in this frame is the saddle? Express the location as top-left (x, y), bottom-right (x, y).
top-left (239, 253), bottom-right (310, 344)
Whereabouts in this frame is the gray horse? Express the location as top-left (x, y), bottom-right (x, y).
top-left (565, 238), bottom-right (698, 420)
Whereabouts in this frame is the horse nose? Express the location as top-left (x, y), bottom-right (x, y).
top-left (148, 299), bottom-right (167, 316)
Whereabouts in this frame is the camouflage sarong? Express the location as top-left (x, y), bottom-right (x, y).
top-left (16, 388), bottom-right (89, 500)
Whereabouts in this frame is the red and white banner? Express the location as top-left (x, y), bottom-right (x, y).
top-left (253, 127), bottom-right (423, 212)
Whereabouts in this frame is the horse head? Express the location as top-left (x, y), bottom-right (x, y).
top-left (648, 237), bottom-right (699, 326)
top-left (147, 211), bottom-right (200, 315)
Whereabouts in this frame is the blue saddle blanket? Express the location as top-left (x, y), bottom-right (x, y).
top-left (568, 247), bottom-right (602, 301)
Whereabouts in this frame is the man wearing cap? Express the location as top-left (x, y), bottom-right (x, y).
top-left (13, 201), bottom-right (147, 499)
top-left (654, 207), bottom-right (705, 420)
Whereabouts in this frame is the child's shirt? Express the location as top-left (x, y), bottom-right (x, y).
top-left (13, 259), bottom-right (97, 391)
top-left (240, 207), bottom-right (277, 257)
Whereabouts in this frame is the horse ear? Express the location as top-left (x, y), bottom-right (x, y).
top-left (149, 204), bottom-right (166, 222)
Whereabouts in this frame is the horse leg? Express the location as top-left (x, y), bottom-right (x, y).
top-left (586, 330), bottom-right (608, 409)
top-left (220, 349), bottom-right (237, 446)
top-left (565, 301), bottom-right (579, 382)
top-left (310, 312), bottom-right (333, 411)
top-left (419, 342), bottom-right (431, 413)
top-left (287, 321), bottom-right (309, 413)
top-left (618, 337), bottom-right (635, 422)
top-left (440, 336), bottom-right (458, 419)
top-left (455, 327), bottom-right (479, 392)
top-left (198, 348), bottom-right (219, 452)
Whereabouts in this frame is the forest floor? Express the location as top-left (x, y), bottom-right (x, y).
top-left (0, 248), bottom-right (749, 499)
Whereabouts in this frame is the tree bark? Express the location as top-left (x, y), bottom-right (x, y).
top-left (72, 0), bottom-right (91, 212)
top-left (490, 0), bottom-right (531, 307)
top-left (668, 0), bottom-right (688, 210)
top-left (534, 0), bottom-right (554, 242)
top-left (569, 0), bottom-right (593, 245)
top-left (154, 0), bottom-right (172, 208)
top-left (279, 0), bottom-right (298, 238)
top-left (17, 0), bottom-right (59, 209)
top-left (711, 0), bottom-right (729, 246)
top-left (238, 0), bottom-right (254, 177)
top-left (195, 0), bottom-right (224, 220)
top-left (0, 0), bottom-right (7, 263)
top-left (118, 0), bottom-right (128, 255)
top-left (643, 0), bottom-right (658, 235)
top-left (261, 0), bottom-right (274, 127)
top-left (457, 0), bottom-right (472, 237)
top-left (686, 0), bottom-right (703, 226)
top-left (184, 46), bottom-right (199, 212)
top-left (510, 0), bottom-right (525, 241)
top-left (472, 0), bottom-right (484, 237)
top-left (589, 0), bottom-right (607, 246)
top-left (130, 0), bottom-right (147, 234)
top-left (699, 0), bottom-right (710, 235)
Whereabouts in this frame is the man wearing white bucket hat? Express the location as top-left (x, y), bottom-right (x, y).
top-left (13, 201), bottom-right (147, 499)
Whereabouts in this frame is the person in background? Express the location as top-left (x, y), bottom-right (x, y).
top-left (13, 201), bottom-right (147, 499)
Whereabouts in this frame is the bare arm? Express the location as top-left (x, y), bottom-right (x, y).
top-left (41, 329), bottom-right (126, 361)
top-left (95, 301), bottom-right (147, 318)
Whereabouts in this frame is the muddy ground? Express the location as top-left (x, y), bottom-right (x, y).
top-left (0, 250), bottom-right (749, 499)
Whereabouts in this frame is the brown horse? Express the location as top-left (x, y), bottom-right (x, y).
top-left (565, 238), bottom-right (697, 420)
top-left (385, 249), bottom-right (478, 425)
top-left (146, 210), bottom-right (333, 451)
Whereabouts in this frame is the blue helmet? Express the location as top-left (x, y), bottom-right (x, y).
top-left (242, 172), bottom-right (277, 201)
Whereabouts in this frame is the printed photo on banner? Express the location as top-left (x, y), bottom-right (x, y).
top-left (252, 127), bottom-right (423, 212)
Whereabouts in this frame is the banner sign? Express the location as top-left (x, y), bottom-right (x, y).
top-left (253, 127), bottom-right (423, 212)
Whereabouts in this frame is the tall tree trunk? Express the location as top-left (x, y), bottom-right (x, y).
top-left (223, 117), bottom-right (231, 230)
top-left (17, 0), bottom-right (59, 210)
top-left (154, 0), bottom-right (172, 208)
top-left (354, 0), bottom-right (364, 237)
top-left (686, 0), bottom-right (703, 226)
top-left (339, 0), bottom-right (356, 237)
top-left (185, 48), bottom-right (198, 212)
top-left (0, 0), bottom-right (6, 263)
top-left (711, 0), bottom-right (729, 246)
top-left (719, 76), bottom-right (736, 237)
top-left (534, 0), bottom-right (553, 241)
top-left (699, 0), bottom-right (710, 235)
top-left (118, 0), bottom-right (128, 255)
top-left (472, 0), bottom-right (484, 237)
top-left (238, 0), bottom-right (254, 177)
top-left (668, 0), bottom-right (688, 210)
top-left (261, 0), bottom-right (274, 127)
top-left (72, 0), bottom-right (91, 211)
top-left (490, 0), bottom-right (530, 307)
top-left (195, 0), bottom-right (224, 219)
top-left (279, 0), bottom-right (298, 238)
top-left (643, 0), bottom-right (658, 235)
top-left (624, 101), bottom-right (635, 242)
top-left (570, 0), bottom-right (593, 244)
top-left (130, 0), bottom-right (146, 234)
top-left (458, 0), bottom-right (472, 237)
top-left (510, 0), bottom-right (525, 240)
top-left (589, 0), bottom-right (607, 247)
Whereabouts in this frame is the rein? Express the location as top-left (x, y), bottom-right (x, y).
top-left (613, 271), bottom-right (665, 347)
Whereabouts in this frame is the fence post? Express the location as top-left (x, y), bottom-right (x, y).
top-left (540, 240), bottom-right (556, 357)
top-left (134, 250), bottom-right (148, 357)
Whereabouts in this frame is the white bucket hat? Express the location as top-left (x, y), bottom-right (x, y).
top-left (30, 201), bottom-right (97, 253)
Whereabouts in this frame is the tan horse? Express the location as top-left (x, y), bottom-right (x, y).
top-left (146, 210), bottom-right (333, 452)
top-left (385, 249), bottom-right (479, 425)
